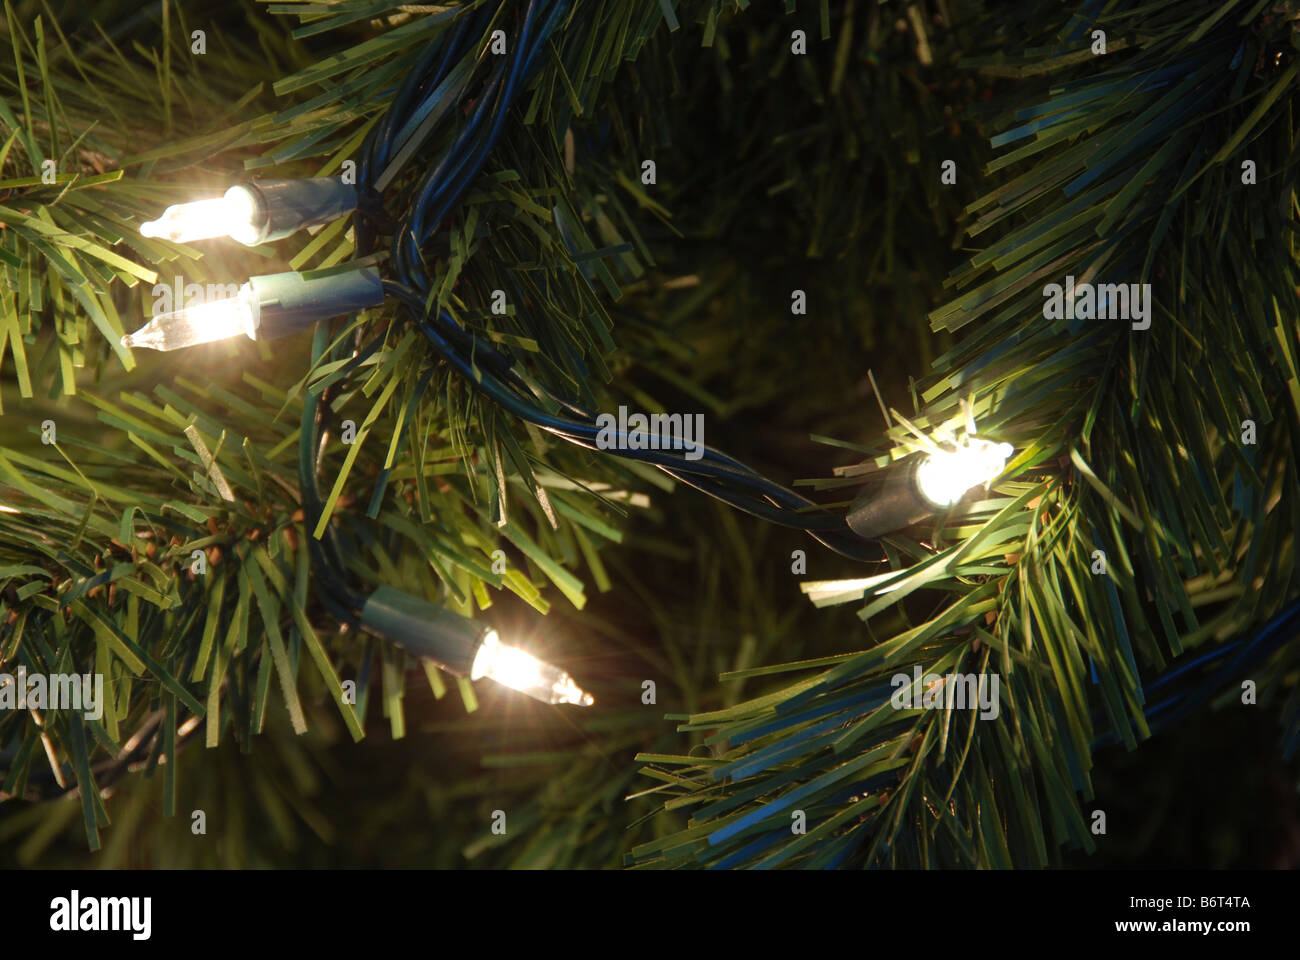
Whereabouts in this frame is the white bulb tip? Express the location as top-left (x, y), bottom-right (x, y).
top-left (915, 436), bottom-right (1013, 508)
top-left (471, 632), bottom-right (595, 707)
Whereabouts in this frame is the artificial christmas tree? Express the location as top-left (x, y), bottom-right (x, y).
top-left (2, 0), bottom-right (1298, 875)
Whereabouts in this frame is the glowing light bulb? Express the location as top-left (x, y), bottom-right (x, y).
top-left (121, 269), bottom-right (385, 352)
top-left (915, 436), bottom-right (1013, 507)
top-left (471, 631), bottom-right (594, 706)
top-left (121, 285), bottom-right (257, 352)
top-left (139, 186), bottom-right (262, 244)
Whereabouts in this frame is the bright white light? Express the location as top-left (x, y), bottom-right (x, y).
top-left (139, 186), bottom-right (261, 244)
top-left (915, 436), bottom-right (1013, 507)
top-left (470, 630), bottom-right (594, 706)
top-left (121, 285), bottom-right (258, 352)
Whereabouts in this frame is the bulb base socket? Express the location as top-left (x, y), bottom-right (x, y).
top-left (846, 460), bottom-right (935, 540)
top-left (238, 177), bottom-right (358, 245)
top-left (246, 268), bottom-right (384, 341)
top-left (359, 586), bottom-right (487, 677)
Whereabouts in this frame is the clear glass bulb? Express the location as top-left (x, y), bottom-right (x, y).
top-left (139, 186), bottom-right (261, 244)
top-left (915, 437), bottom-right (1014, 507)
top-left (470, 631), bottom-right (594, 706)
top-left (121, 285), bottom-right (257, 352)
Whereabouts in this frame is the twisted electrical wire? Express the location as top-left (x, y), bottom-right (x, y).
top-left (346, 0), bottom-right (880, 561)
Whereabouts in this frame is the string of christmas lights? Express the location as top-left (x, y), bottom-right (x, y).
top-left (118, 0), bottom-right (1015, 707)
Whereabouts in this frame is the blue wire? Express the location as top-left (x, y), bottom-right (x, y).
top-left (343, 0), bottom-right (883, 562)
top-left (1091, 597), bottom-right (1300, 750)
top-left (395, 289), bottom-right (879, 559)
